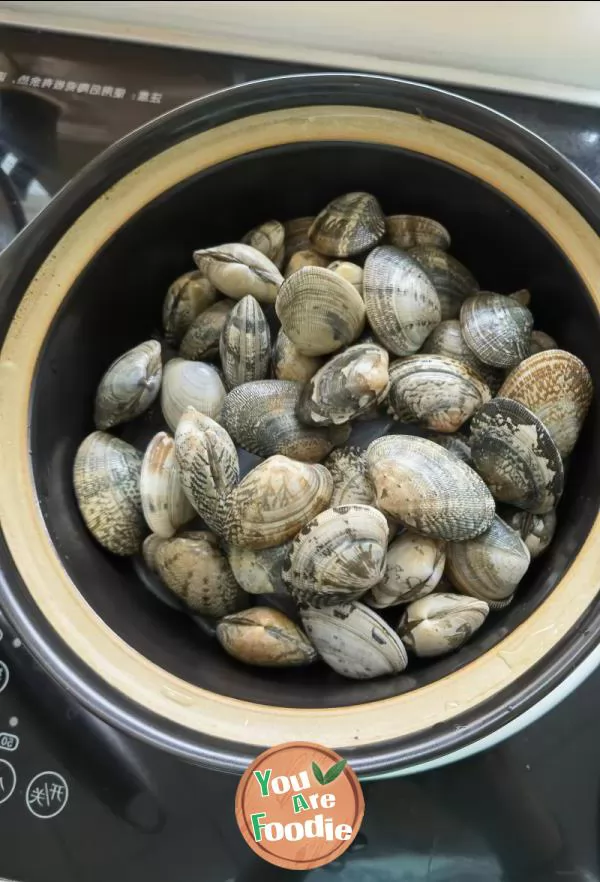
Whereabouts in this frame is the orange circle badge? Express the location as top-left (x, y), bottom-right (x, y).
top-left (235, 742), bottom-right (365, 870)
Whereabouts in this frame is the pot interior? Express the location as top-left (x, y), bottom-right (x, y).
top-left (29, 141), bottom-right (600, 709)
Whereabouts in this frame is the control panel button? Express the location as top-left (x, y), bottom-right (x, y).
top-left (26, 771), bottom-right (69, 819)
top-left (0, 732), bottom-right (19, 752)
top-left (0, 661), bottom-right (8, 693)
top-left (0, 758), bottom-right (17, 805)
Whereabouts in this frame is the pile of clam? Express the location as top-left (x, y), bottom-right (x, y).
top-left (73, 192), bottom-right (593, 680)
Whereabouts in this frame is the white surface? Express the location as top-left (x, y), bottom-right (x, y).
top-left (2, 1), bottom-right (600, 106)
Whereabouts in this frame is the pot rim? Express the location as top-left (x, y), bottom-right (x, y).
top-left (1, 73), bottom-right (599, 776)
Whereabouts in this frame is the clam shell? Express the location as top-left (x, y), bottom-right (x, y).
top-left (142, 533), bottom-right (166, 573)
top-left (73, 431), bottom-right (145, 555)
top-left (470, 398), bottom-right (564, 514)
top-left (94, 340), bottom-right (162, 431)
top-left (193, 242), bottom-right (283, 304)
top-left (219, 295), bottom-right (271, 389)
top-left (328, 260), bottom-right (363, 295)
top-left (410, 246), bottom-right (478, 320)
top-left (272, 329), bottom-right (324, 383)
top-left (499, 507), bottom-right (557, 559)
top-left (140, 432), bottom-right (195, 538)
top-left (284, 249), bottom-right (328, 277)
top-left (422, 319), bottom-right (504, 392)
top-left (300, 601), bottom-right (408, 679)
top-left (283, 504), bottom-right (389, 606)
top-left (446, 514), bottom-right (531, 602)
top-left (499, 349), bottom-right (593, 457)
top-left (529, 329), bottom-right (558, 355)
top-left (283, 216), bottom-right (314, 261)
top-left (386, 215), bottom-right (451, 251)
top-left (309, 192), bottom-right (385, 258)
top-left (425, 431), bottom-right (472, 464)
top-left (460, 293), bottom-right (533, 368)
top-left (241, 219), bottom-right (285, 268)
top-left (366, 435), bottom-right (495, 541)
top-left (297, 343), bottom-right (390, 425)
top-left (510, 288), bottom-right (531, 307)
top-left (217, 607), bottom-right (317, 667)
top-left (387, 354), bottom-right (491, 432)
top-left (174, 408), bottom-right (239, 534)
top-left (276, 266), bottom-right (366, 356)
top-left (363, 245), bottom-right (441, 356)
top-left (398, 593), bottom-right (489, 658)
top-left (162, 270), bottom-right (218, 344)
top-left (229, 541), bottom-right (292, 594)
top-left (368, 531), bottom-right (446, 607)
top-left (179, 299), bottom-right (235, 361)
top-left (155, 531), bottom-right (247, 617)
top-left (223, 454), bottom-right (333, 549)
top-left (324, 446), bottom-right (376, 509)
top-left (161, 358), bottom-right (226, 431)
top-left (221, 380), bottom-right (336, 462)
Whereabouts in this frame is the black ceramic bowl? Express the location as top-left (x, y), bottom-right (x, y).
top-left (1, 74), bottom-right (600, 778)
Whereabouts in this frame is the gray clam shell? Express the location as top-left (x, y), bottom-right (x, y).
top-left (410, 246), bottom-right (478, 320)
top-left (162, 270), bottom-right (218, 344)
top-left (422, 319), bottom-right (504, 392)
top-left (529, 329), bottom-right (558, 355)
top-left (425, 431), bottom-right (472, 464)
top-left (219, 295), bottom-right (271, 389)
top-left (217, 607), bottom-right (317, 667)
top-left (241, 219), bottom-right (285, 268)
top-left (368, 531), bottom-right (446, 607)
top-left (470, 398), bottom-right (564, 514)
top-left (179, 299), bottom-right (235, 361)
top-left (229, 542), bottom-right (292, 594)
top-left (272, 329), bottom-right (324, 383)
top-left (363, 246), bottom-right (441, 356)
top-left (161, 358), bottom-right (226, 431)
top-left (366, 435), bottom-right (495, 541)
top-left (300, 601), bottom-right (408, 679)
top-left (283, 216), bottom-right (314, 261)
top-left (309, 192), bottom-right (385, 258)
top-left (398, 593), bottom-right (489, 658)
top-left (193, 242), bottom-right (283, 304)
top-left (386, 215), bottom-right (451, 251)
top-left (499, 507), bottom-right (557, 559)
top-left (94, 340), bottom-right (162, 431)
top-left (460, 293), bottom-right (533, 368)
top-left (73, 431), bottom-right (145, 556)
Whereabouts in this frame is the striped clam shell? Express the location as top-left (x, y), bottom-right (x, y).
top-left (410, 245), bottom-right (478, 321)
top-left (366, 435), bottom-right (495, 541)
top-left (367, 531), bottom-right (446, 608)
top-left (422, 319), bottom-right (504, 392)
top-left (499, 349), bottom-right (593, 457)
top-left (425, 431), bottom-right (472, 464)
top-left (499, 507), bottom-right (557, 559)
top-left (446, 514), bottom-right (531, 602)
top-left (228, 541), bottom-right (293, 595)
top-left (470, 398), bottom-right (564, 514)
top-left (140, 432), bottom-right (195, 539)
top-left (272, 329), bottom-right (324, 383)
top-left (398, 593), bottom-right (489, 658)
top-left (162, 270), bottom-right (218, 344)
top-left (161, 358), bottom-right (226, 431)
top-left (460, 292), bottom-right (533, 368)
top-left (309, 192), bottom-right (385, 258)
top-left (386, 215), bottom-right (451, 251)
top-left (179, 299), bottom-right (235, 361)
top-left (276, 266), bottom-right (366, 356)
top-left (219, 295), bottom-right (271, 389)
top-left (363, 245), bottom-right (441, 356)
top-left (94, 340), bottom-right (162, 431)
top-left (387, 354), bottom-right (491, 433)
top-left (241, 219), bottom-right (285, 268)
top-left (193, 242), bottom-right (283, 304)
top-left (300, 601), bottom-right (408, 679)
top-left (217, 607), bottom-right (317, 667)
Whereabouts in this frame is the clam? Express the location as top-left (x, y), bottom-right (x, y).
top-left (470, 398), bottom-right (564, 514)
top-left (161, 358), bottom-right (226, 431)
top-left (73, 431), bottom-right (145, 555)
top-left (368, 531), bottom-right (446, 607)
top-left (276, 266), bottom-right (366, 356)
top-left (366, 435), bottom-right (495, 541)
top-left (174, 408), bottom-right (239, 534)
top-left (529, 329), bottom-right (558, 355)
top-left (422, 319), bottom-right (504, 392)
top-left (387, 354), bottom-right (491, 432)
top-left (154, 531), bottom-right (247, 617)
top-left (398, 593), bottom-right (489, 658)
top-left (283, 504), bottom-right (389, 606)
top-left (324, 446), bottom-right (376, 509)
top-left (179, 299), bottom-right (235, 361)
top-left (222, 454), bottom-right (333, 549)
top-left (217, 607), bottom-right (317, 667)
top-left (142, 533), bottom-right (166, 573)
top-left (300, 601), bottom-right (408, 679)
top-left (229, 541), bottom-right (292, 594)
top-left (410, 246), bottom-right (478, 321)
top-left (220, 380), bottom-right (337, 462)
top-left (426, 431), bottom-right (472, 464)
top-left (140, 432), bottom-right (195, 538)
top-left (283, 216), bottom-right (314, 261)
top-left (162, 270), bottom-right (218, 344)
top-left (241, 219), bottom-right (285, 268)
top-left (500, 507), bottom-right (557, 559)
top-left (386, 215), bottom-right (451, 251)
top-left (446, 514), bottom-right (531, 603)
top-left (328, 260), bottom-right (363, 295)
top-left (363, 246), bottom-right (441, 356)
top-left (510, 288), bottom-right (531, 307)
top-left (193, 242), bottom-right (283, 304)
top-left (94, 340), bottom-right (162, 431)
top-left (284, 249), bottom-right (328, 277)
top-left (219, 295), bottom-right (271, 389)
top-left (460, 293), bottom-right (533, 368)
top-left (309, 192), bottom-right (385, 258)
top-left (297, 342), bottom-right (390, 425)
top-left (272, 329), bottom-right (324, 383)
top-left (499, 349), bottom-right (593, 457)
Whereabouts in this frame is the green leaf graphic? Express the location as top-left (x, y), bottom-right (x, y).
top-left (323, 759), bottom-right (347, 784)
top-left (312, 761), bottom-right (325, 785)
